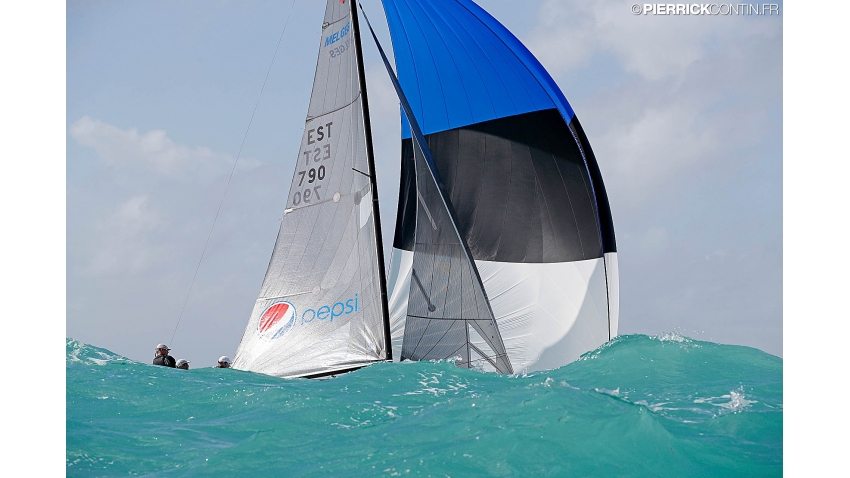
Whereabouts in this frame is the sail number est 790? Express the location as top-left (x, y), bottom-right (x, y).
top-left (292, 122), bottom-right (333, 207)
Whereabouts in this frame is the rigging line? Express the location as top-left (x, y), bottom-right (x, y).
top-left (169, 0), bottom-right (298, 348)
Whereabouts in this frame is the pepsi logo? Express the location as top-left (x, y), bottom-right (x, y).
top-left (258, 301), bottom-right (296, 340)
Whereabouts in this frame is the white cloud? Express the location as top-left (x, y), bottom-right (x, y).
top-left (69, 116), bottom-right (261, 180)
top-left (640, 226), bottom-right (670, 254)
top-left (594, 101), bottom-right (717, 201)
top-left (526, 0), bottom-right (777, 80)
top-left (87, 195), bottom-right (163, 275)
top-left (525, 0), bottom-right (598, 73)
top-left (521, 0), bottom-right (781, 209)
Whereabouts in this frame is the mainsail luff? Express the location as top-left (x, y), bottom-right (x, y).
top-left (360, 6), bottom-right (513, 374)
top-left (350, 1), bottom-right (392, 361)
top-left (233, 0), bottom-right (389, 378)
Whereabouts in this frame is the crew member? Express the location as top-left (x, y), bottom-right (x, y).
top-left (152, 344), bottom-right (176, 367)
top-left (176, 359), bottom-right (190, 370)
top-left (216, 356), bottom-right (232, 368)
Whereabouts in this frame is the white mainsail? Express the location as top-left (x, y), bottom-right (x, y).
top-left (233, 0), bottom-right (389, 378)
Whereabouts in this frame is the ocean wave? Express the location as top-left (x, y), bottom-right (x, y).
top-left (66, 335), bottom-right (782, 476)
top-left (66, 338), bottom-right (131, 366)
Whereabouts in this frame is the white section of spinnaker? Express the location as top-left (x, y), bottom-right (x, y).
top-left (387, 247), bottom-right (613, 373)
top-left (387, 247), bottom-right (412, 360)
top-left (359, 189), bottom-right (373, 229)
top-left (233, 0), bottom-right (387, 378)
top-left (604, 252), bottom-right (620, 338)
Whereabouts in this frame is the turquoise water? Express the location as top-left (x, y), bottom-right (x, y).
top-left (67, 334), bottom-right (782, 476)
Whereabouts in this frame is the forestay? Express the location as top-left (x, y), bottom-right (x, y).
top-left (234, 0), bottom-right (389, 378)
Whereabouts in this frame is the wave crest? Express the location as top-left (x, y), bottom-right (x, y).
top-left (67, 337), bottom-right (131, 366)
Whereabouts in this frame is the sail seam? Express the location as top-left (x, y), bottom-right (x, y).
top-left (464, 131), bottom-right (487, 258)
top-left (411, 0), bottom-right (482, 123)
top-left (437, 0), bottom-right (523, 115)
top-left (416, 321), bottom-right (462, 362)
top-left (406, 314), bottom-right (432, 359)
top-left (394, 0), bottom-right (450, 129)
top-left (306, 93), bottom-right (361, 122)
top-left (523, 140), bottom-right (560, 263)
top-left (454, 0), bottom-right (607, 255)
top-left (442, 1), bottom-right (537, 119)
top-left (548, 146), bottom-right (587, 259)
top-left (382, 1), bottom-right (424, 135)
top-left (492, 134), bottom-right (513, 259)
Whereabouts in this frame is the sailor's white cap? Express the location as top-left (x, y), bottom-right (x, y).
top-left (218, 356), bottom-right (232, 364)
top-left (156, 344), bottom-right (170, 350)
top-left (176, 359), bottom-right (190, 367)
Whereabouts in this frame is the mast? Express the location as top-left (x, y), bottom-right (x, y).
top-left (350, 0), bottom-right (392, 361)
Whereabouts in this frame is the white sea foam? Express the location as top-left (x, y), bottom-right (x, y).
top-left (693, 387), bottom-right (757, 413)
top-left (595, 387), bottom-right (620, 397)
top-left (652, 331), bottom-right (690, 343)
top-left (68, 338), bottom-right (128, 365)
top-left (634, 400), bottom-right (671, 412)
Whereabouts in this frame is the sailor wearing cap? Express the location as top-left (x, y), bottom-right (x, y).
top-left (176, 359), bottom-right (190, 370)
top-left (152, 344), bottom-right (176, 368)
top-left (216, 356), bottom-right (232, 368)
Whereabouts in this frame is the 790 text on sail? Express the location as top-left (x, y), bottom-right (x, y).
top-left (292, 122), bottom-right (334, 207)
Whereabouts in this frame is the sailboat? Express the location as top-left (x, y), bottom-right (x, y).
top-left (233, 0), bottom-right (618, 378)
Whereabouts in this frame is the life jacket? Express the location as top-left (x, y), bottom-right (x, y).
top-left (153, 355), bottom-right (176, 367)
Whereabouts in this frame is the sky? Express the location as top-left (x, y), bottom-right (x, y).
top-left (64, 0), bottom-right (784, 367)
top-left (0, 0), bottom-right (837, 474)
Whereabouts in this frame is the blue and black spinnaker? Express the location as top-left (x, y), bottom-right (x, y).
top-left (378, 0), bottom-right (618, 373)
